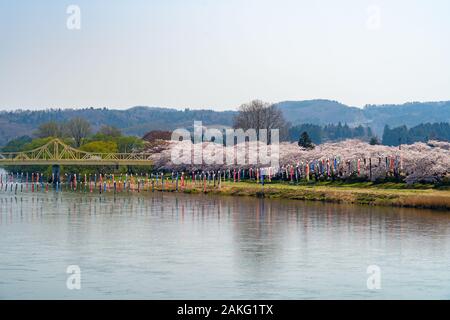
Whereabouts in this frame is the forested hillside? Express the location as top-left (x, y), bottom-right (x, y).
top-left (276, 100), bottom-right (450, 135)
top-left (382, 123), bottom-right (450, 146)
top-left (1, 100), bottom-right (449, 147)
top-left (0, 107), bottom-right (236, 146)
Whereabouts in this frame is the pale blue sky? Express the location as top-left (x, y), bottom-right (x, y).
top-left (0, 0), bottom-right (449, 110)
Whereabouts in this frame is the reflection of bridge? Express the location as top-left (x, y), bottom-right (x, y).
top-left (0, 139), bottom-right (153, 166)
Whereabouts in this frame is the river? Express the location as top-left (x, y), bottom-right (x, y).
top-left (0, 190), bottom-right (449, 299)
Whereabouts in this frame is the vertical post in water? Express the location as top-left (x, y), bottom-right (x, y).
top-left (52, 165), bottom-right (60, 189)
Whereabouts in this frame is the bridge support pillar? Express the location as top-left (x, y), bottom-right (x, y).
top-left (52, 165), bottom-right (60, 185)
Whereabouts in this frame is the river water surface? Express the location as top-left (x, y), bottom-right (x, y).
top-left (1, 190), bottom-right (449, 299)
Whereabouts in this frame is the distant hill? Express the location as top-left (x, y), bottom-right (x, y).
top-left (362, 101), bottom-right (450, 135)
top-left (0, 107), bottom-right (236, 146)
top-left (276, 100), bottom-right (365, 126)
top-left (276, 100), bottom-right (450, 136)
top-left (0, 100), bottom-right (449, 146)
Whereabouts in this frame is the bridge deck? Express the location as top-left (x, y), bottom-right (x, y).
top-left (0, 160), bottom-right (153, 166)
top-left (0, 138), bottom-right (153, 166)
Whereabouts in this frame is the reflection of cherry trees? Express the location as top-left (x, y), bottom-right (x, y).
top-left (146, 139), bottom-right (450, 184)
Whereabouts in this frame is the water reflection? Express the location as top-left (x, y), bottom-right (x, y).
top-left (0, 191), bottom-right (450, 299)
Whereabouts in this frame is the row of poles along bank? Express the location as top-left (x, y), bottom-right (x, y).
top-left (0, 155), bottom-right (404, 194)
top-left (0, 171), bottom-right (250, 194)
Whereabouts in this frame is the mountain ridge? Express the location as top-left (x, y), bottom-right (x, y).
top-left (275, 100), bottom-right (450, 135)
top-left (0, 100), bottom-right (449, 146)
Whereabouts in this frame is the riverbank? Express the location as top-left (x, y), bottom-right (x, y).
top-left (2, 176), bottom-right (448, 210)
top-left (168, 181), bottom-right (450, 210)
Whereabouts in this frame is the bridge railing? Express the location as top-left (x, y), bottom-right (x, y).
top-left (0, 138), bottom-right (154, 165)
top-left (0, 152), bottom-right (154, 161)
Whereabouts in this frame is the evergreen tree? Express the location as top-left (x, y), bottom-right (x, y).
top-left (381, 122), bottom-right (449, 146)
top-left (289, 123), bottom-right (372, 143)
top-left (382, 125), bottom-right (392, 145)
top-left (369, 136), bottom-right (380, 145)
top-left (298, 131), bottom-right (314, 149)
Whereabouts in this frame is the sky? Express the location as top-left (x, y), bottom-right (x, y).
top-left (0, 0), bottom-right (449, 110)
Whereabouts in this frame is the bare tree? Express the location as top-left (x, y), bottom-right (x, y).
top-left (233, 100), bottom-right (289, 141)
top-left (66, 117), bottom-right (91, 147)
top-left (34, 121), bottom-right (64, 138)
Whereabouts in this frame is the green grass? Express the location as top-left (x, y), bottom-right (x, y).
top-left (260, 180), bottom-right (443, 190)
top-left (147, 179), bottom-right (450, 210)
top-left (157, 180), bottom-right (450, 210)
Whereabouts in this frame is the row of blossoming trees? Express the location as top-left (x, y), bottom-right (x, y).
top-left (143, 100), bottom-right (449, 186)
top-left (146, 139), bottom-right (450, 185)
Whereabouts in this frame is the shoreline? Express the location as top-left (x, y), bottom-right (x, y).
top-left (1, 180), bottom-right (448, 210)
top-left (158, 181), bottom-right (450, 210)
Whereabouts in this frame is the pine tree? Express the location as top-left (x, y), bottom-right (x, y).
top-left (298, 131), bottom-right (314, 149)
top-left (369, 136), bottom-right (380, 145)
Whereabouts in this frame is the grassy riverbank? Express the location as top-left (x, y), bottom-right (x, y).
top-left (171, 181), bottom-right (450, 210)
